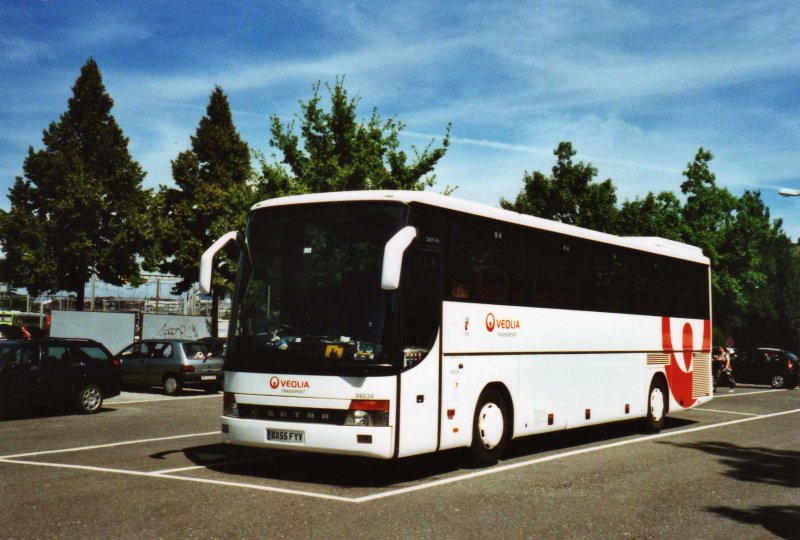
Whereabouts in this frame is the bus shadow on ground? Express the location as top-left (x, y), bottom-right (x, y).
top-left (171, 416), bottom-right (697, 489)
top-left (503, 416), bottom-right (695, 460)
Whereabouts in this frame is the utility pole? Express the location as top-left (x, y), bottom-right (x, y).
top-left (90, 271), bottom-right (96, 311)
top-left (155, 276), bottom-right (161, 314)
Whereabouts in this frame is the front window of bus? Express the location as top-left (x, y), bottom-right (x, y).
top-left (229, 202), bottom-right (407, 372)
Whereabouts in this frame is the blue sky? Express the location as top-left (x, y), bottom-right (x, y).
top-left (2, 0), bottom-right (800, 269)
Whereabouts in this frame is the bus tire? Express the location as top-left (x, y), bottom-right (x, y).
top-left (643, 377), bottom-right (668, 433)
top-left (470, 387), bottom-right (510, 467)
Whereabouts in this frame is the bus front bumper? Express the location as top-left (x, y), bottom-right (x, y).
top-left (220, 416), bottom-right (395, 459)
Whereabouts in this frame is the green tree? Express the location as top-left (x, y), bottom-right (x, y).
top-left (156, 86), bottom-right (253, 335)
top-left (676, 149), bottom-right (796, 345)
top-left (258, 78), bottom-right (451, 197)
top-left (616, 191), bottom-right (684, 240)
top-left (500, 142), bottom-right (618, 232)
top-left (0, 58), bottom-right (152, 308)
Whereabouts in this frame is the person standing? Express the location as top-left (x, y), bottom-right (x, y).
top-left (717, 346), bottom-right (736, 392)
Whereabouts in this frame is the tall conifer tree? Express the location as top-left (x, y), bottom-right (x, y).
top-left (0, 58), bottom-right (152, 308)
top-left (156, 86), bottom-right (252, 335)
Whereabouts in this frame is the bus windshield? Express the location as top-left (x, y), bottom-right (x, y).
top-left (228, 202), bottom-right (407, 372)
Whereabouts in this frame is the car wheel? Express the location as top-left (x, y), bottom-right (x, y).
top-left (643, 378), bottom-right (668, 433)
top-left (163, 375), bottom-right (181, 396)
top-left (77, 384), bottom-right (103, 414)
top-left (770, 374), bottom-right (785, 389)
top-left (470, 387), bottom-right (510, 467)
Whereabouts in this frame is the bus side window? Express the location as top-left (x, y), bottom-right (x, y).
top-left (448, 214), bottom-right (523, 304)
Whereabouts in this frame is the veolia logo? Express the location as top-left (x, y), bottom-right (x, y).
top-left (269, 376), bottom-right (310, 390)
top-left (486, 312), bottom-right (521, 333)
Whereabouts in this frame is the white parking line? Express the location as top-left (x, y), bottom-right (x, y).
top-left (712, 388), bottom-right (785, 398)
top-left (0, 457), bottom-right (352, 503)
top-left (351, 407), bottom-right (800, 503)
top-left (108, 394), bottom-right (222, 406)
top-left (0, 431), bottom-right (219, 460)
top-left (693, 408), bottom-right (759, 417)
top-left (2, 407), bottom-right (799, 504)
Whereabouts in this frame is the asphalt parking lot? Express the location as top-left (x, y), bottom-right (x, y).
top-left (1, 386), bottom-right (798, 539)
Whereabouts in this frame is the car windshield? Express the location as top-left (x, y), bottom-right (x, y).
top-left (228, 202), bottom-right (407, 371)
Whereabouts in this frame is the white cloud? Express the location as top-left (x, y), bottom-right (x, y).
top-left (0, 36), bottom-right (52, 63)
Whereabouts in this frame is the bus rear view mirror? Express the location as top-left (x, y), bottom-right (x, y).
top-left (199, 231), bottom-right (241, 295)
top-left (381, 226), bottom-right (417, 290)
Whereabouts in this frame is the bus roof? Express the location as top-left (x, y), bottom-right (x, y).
top-left (251, 190), bottom-right (710, 265)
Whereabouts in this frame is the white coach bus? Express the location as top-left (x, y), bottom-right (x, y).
top-left (201, 190), bottom-right (712, 466)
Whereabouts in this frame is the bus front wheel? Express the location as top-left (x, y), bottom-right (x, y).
top-left (643, 378), bottom-right (668, 433)
top-left (470, 388), bottom-right (510, 467)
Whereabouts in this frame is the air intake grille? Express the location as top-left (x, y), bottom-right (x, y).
top-left (692, 352), bottom-right (711, 398)
top-left (647, 353), bottom-right (670, 366)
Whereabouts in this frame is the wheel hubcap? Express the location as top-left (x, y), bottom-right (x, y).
top-left (82, 388), bottom-right (100, 411)
top-left (477, 402), bottom-right (504, 450)
top-left (650, 387), bottom-right (664, 422)
top-left (165, 379), bottom-right (177, 393)
top-left (773, 375), bottom-right (784, 387)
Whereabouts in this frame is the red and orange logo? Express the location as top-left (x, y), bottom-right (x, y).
top-left (485, 312), bottom-right (520, 333)
top-left (269, 376), bottom-right (310, 390)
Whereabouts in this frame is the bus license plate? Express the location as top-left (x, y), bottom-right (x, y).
top-left (266, 429), bottom-right (305, 443)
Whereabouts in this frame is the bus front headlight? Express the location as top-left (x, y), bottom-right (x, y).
top-left (344, 400), bottom-right (389, 427)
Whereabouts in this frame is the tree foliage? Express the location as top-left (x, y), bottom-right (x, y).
top-left (617, 191), bottom-right (684, 240)
top-left (155, 86), bottom-right (253, 297)
top-left (500, 142), bottom-right (618, 232)
top-left (257, 79), bottom-right (451, 198)
top-left (0, 58), bottom-right (152, 308)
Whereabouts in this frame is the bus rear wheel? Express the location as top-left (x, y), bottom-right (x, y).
top-left (643, 378), bottom-right (667, 433)
top-left (470, 388), bottom-right (510, 467)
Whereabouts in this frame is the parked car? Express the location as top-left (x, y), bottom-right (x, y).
top-left (0, 338), bottom-right (120, 416)
top-left (729, 348), bottom-right (799, 389)
top-left (198, 336), bottom-right (226, 356)
top-left (115, 339), bottom-right (224, 395)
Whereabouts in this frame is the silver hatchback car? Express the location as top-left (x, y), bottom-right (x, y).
top-left (116, 339), bottom-right (224, 395)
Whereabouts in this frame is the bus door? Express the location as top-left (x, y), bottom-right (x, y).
top-left (396, 246), bottom-right (443, 458)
